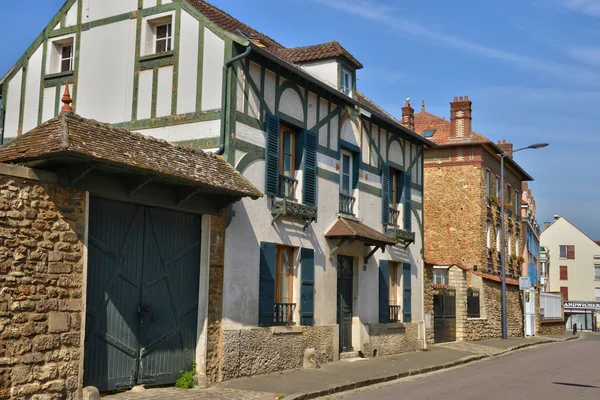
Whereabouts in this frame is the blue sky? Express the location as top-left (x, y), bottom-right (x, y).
top-left (1, 0), bottom-right (599, 239)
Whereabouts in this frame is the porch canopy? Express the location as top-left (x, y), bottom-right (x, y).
top-left (325, 217), bottom-right (396, 261)
top-left (0, 111), bottom-right (262, 215)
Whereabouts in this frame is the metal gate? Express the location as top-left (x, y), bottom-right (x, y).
top-left (84, 197), bottom-right (201, 391)
top-left (433, 288), bottom-right (456, 343)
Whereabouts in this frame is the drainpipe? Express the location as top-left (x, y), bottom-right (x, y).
top-left (215, 45), bottom-right (252, 156)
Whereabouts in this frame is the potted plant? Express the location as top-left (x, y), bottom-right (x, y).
top-left (489, 247), bottom-right (496, 257)
top-left (504, 203), bottom-right (510, 211)
top-left (518, 256), bottom-right (525, 263)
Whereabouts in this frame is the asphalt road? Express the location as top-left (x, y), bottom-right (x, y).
top-left (328, 333), bottom-right (600, 400)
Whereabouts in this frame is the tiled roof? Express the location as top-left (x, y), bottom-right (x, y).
top-left (414, 110), bottom-right (489, 145)
top-left (325, 217), bottom-right (396, 246)
top-left (277, 41), bottom-right (363, 69)
top-left (0, 112), bottom-right (262, 199)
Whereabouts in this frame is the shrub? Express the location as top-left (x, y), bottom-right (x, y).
top-left (175, 361), bottom-right (196, 389)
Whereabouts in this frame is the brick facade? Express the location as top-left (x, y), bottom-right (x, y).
top-left (0, 165), bottom-right (86, 400)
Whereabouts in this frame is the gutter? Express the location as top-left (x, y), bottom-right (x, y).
top-left (215, 44), bottom-right (252, 156)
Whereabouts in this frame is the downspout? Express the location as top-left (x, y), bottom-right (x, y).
top-left (215, 44), bottom-right (252, 156)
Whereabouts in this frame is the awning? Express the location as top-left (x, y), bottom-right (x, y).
top-left (0, 111), bottom-right (262, 215)
top-left (325, 217), bottom-right (396, 261)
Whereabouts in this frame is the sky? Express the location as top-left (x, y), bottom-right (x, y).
top-left (1, 0), bottom-right (599, 239)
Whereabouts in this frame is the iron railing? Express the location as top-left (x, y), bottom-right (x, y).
top-left (274, 302), bottom-right (296, 325)
top-left (388, 207), bottom-right (400, 226)
top-left (339, 193), bottom-right (356, 215)
top-left (389, 305), bottom-right (402, 322)
top-left (278, 175), bottom-right (298, 201)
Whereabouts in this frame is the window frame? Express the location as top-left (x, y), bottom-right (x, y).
top-left (433, 267), bottom-right (449, 286)
top-left (496, 225), bottom-right (501, 250)
top-left (47, 35), bottom-right (76, 75)
top-left (155, 22), bottom-right (173, 54)
top-left (388, 262), bottom-right (400, 306)
top-left (560, 286), bottom-right (569, 301)
top-left (485, 170), bottom-right (491, 201)
top-left (60, 44), bottom-right (74, 73)
top-left (486, 219), bottom-right (491, 249)
top-left (495, 176), bottom-right (500, 198)
top-left (142, 13), bottom-right (175, 57)
top-left (275, 245), bottom-right (294, 305)
top-left (595, 266), bottom-right (600, 281)
top-left (340, 149), bottom-right (353, 196)
top-left (341, 68), bottom-right (353, 96)
top-left (596, 287), bottom-right (600, 302)
top-left (559, 245), bottom-right (567, 259)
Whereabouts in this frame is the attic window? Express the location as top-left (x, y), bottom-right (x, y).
top-left (341, 68), bottom-right (353, 96)
top-left (48, 36), bottom-right (75, 75)
top-left (155, 23), bottom-right (173, 53)
top-left (422, 130), bottom-right (435, 138)
top-left (143, 14), bottom-right (174, 56)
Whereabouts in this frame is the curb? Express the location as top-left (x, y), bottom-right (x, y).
top-left (284, 354), bottom-right (487, 400)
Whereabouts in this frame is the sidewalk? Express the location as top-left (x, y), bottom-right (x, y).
top-left (104, 334), bottom-right (578, 400)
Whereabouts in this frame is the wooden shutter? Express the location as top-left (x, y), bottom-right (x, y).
top-left (560, 265), bottom-right (568, 280)
top-left (404, 172), bottom-right (412, 231)
top-left (264, 114), bottom-right (280, 197)
top-left (379, 260), bottom-right (389, 323)
top-left (301, 130), bottom-right (318, 207)
top-left (403, 262), bottom-right (412, 322)
top-left (560, 286), bottom-right (569, 301)
top-left (259, 242), bottom-right (277, 326)
top-left (300, 248), bottom-right (315, 326)
top-left (352, 153), bottom-right (360, 189)
top-left (567, 245), bottom-right (575, 260)
top-left (381, 164), bottom-right (390, 225)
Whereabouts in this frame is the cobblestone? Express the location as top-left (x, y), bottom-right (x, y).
top-left (103, 387), bottom-right (279, 400)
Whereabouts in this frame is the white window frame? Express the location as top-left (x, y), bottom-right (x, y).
top-left (340, 150), bottom-right (353, 196)
top-left (495, 176), bottom-right (500, 197)
top-left (486, 219), bottom-right (491, 249)
top-left (433, 266), bottom-right (449, 286)
top-left (595, 265), bottom-right (600, 281)
top-left (508, 230), bottom-right (512, 256)
top-left (515, 233), bottom-right (519, 255)
top-left (47, 35), bottom-right (75, 75)
top-left (496, 225), bottom-right (501, 250)
top-left (559, 245), bottom-right (567, 259)
top-left (341, 68), bottom-right (353, 96)
top-left (142, 12), bottom-right (175, 56)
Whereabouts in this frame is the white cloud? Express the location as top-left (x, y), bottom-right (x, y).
top-left (563, 0), bottom-right (600, 16)
top-left (313, 0), bottom-right (600, 86)
top-left (567, 46), bottom-right (600, 67)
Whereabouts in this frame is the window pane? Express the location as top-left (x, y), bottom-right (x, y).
top-left (62, 45), bottom-right (72, 59)
top-left (559, 246), bottom-right (567, 258)
top-left (278, 249), bottom-right (292, 302)
top-left (283, 154), bottom-right (292, 176)
top-left (283, 131), bottom-right (293, 153)
top-left (156, 39), bottom-right (167, 53)
top-left (61, 59), bottom-right (71, 73)
top-left (342, 154), bottom-right (350, 175)
top-left (157, 24), bottom-right (168, 39)
top-left (595, 267), bottom-right (600, 280)
top-left (342, 173), bottom-right (350, 195)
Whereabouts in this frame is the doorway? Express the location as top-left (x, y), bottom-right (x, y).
top-left (337, 256), bottom-right (354, 352)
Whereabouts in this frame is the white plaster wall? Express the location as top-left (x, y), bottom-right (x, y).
top-left (143, 0), bottom-right (157, 8)
top-left (136, 119), bottom-right (221, 141)
top-left (279, 88), bottom-right (304, 122)
top-left (77, 20), bottom-right (136, 123)
top-left (388, 141), bottom-right (403, 166)
top-left (330, 104), bottom-right (339, 150)
top-left (65, 1), bottom-right (78, 27)
top-left (22, 46), bottom-right (44, 133)
top-left (248, 62), bottom-right (261, 119)
top-left (370, 125), bottom-right (379, 166)
top-left (42, 87), bottom-right (56, 124)
top-left (300, 60), bottom-right (339, 88)
top-left (236, 65), bottom-right (245, 114)
top-left (81, 0), bottom-right (137, 22)
top-left (4, 69), bottom-right (23, 138)
top-left (156, 66), bottom-right (173, 118)
top-left (307, 92), bottom-right (317, 129)
top-left (264, 69), bottom-right (276, 113)
top-left (379, 128), bottom-right (387, 164)
top-left (201, 28), bottom-right (224, 111)
top-left (341, 119), bottom-right (359, 146)
top-left (137, 70), bottom-right (153, 120)
top-left (541, 218), bottom-right (600, 301)
top-left (318, 97), bottom-right (329, 147)
top-left (237, 123), bottom-right (265, 147)
top-left (177, 10), bottom-right (199, 115)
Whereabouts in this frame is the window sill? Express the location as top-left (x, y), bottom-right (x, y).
top-left (466, 317), bottom-right (487, 321)
top-left (44, 71), bottom-right (74, 81)
top-left (140, 50), bottom-right (175, 62)
top-left (270, 326), bottom-right (303, 335)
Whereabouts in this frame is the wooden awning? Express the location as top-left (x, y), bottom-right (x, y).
top-left (325, 217), bottom-right (396, 261)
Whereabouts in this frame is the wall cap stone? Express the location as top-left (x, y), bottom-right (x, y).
top-left (270, 326), bottom-right (304, 335)
top-left (0, 163), bottom-right (58, 183)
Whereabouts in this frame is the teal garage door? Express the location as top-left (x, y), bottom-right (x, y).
top-left (84, 197), bottom-right (201, 391)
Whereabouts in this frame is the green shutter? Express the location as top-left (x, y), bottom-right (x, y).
top-left (352, 153), bottom-right (360, 189)
top-left (302, 129), bottom-right (318, 207)
top-left (404, 172), bottom-right (412, 231)
top-left (259, 242), bottom-right (277, 326)
top-left (300, 248), bottom-right (315, 326)
top-left (403, 262), bottom-right (412, 322)
top-left (379, 260), bottom-right (389, 323)
top-left (381, 164), bottom-right (390, 225)
top-left (264, 114), bottom-right (280, 197)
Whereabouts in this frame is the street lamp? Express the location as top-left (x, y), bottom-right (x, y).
top-left (500, 142), bottom-right (549, 339)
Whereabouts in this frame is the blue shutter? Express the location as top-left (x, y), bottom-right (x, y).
top-left (302, 130), bottom-right (318, 207)
top-left (403, 262), bottom-right (412, 322)
top-left (259, 242), bottom-right (276, 326)
top-left (264, 114), bottom-right (280, 197)
top-left (381, 164), bottom-right (390, 225)
top-left (404, 172), bottom-right (412, 231)
top-left (300, 248), bottom-right (315, 326)
top-left (379, 260), bottom-right (389, 323)
top-left (352, 153), bottom-right (360, 189)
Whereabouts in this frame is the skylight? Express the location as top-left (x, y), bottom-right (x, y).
top-left (423, 130), bottom-right (435, 138)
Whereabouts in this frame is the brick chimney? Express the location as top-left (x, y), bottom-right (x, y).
top-left (402, 99), bottom-right (415, 131)
top-left (450, 96), bottom-right (472, 138)
top-left (497, 139), bottom-right (513, 158)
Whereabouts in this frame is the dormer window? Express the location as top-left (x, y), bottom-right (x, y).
top-left (155, 22), bottom-right (173, 53)
top-left (342, 68), bottom-right (353, 96)
top-left (60, 44), bottom-right (74, 73)
top-left (47, 36), bottom-right (75, 75)
top-left (143, 14), bottom-right (174, 56)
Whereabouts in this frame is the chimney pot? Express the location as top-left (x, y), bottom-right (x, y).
top-left (465, 95), bottom-right (469, 101)
top-left (454, 97), bottom-right (458, 102)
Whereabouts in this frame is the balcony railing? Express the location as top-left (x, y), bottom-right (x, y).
top-left (388, 207), bottom-right (400, 226)
top-left (339, 193), bottom-right (356, 215)
top-left (278, 175), bottom-right (298, 201)
top-left (274, 302), bottom-right (296, 326)
top-left (389, 305), bottom-right (402, 323)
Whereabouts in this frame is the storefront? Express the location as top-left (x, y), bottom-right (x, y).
top-left (564, 301), bottom-right (600, 332)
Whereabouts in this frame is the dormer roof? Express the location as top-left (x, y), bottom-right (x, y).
top-left (277, 41), bottom-right (363, 69)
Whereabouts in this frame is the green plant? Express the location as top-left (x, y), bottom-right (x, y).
top-left (176, 361), bottom-right (196, 389)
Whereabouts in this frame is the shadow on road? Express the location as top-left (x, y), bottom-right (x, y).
top-left (553, 382), bottom-right (600, 389)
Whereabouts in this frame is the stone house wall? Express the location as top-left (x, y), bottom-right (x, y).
top-left (0, 164), bottom-right (86, 400)
top-left (424, 264), bottom-right (434, 345)
top-left (366, 323), bottom-right (420, 357)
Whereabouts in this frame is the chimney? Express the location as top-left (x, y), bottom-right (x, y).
top-left (402, 99), bottom-right (415, 131)
top-left (497, 139), bottom-right (513, 158)
top-left (450, 96), bottom-right (472, 138)
top-left (544, 222), bottom-right (551, 231)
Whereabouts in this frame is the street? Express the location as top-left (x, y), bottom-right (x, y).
top-left (328, 334), bottom-right (600, 400)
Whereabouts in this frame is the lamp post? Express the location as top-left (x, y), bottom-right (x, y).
top-left (500, 142), bottom-right (548, 339)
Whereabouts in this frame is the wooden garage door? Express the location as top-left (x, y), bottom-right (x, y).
top-left (83, 197), bottom-right (201, 391)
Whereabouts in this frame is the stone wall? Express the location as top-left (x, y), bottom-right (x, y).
top-left (539, 321), bottom-right (566, 336)
top-left (0, 165), bottom-right (86, 400)
top-left (365, 323), bottom-right (420, 357)
top-left (424, 265), bottom-right (434, 345)
top-left (221, 326), bottom-right (336, 381)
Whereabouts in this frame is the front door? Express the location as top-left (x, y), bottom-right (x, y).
top-left (84, 197), bottom-right (202, 391)
top-left (337, 256), bottom-right (354, 352)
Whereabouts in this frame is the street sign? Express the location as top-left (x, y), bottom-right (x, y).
top-left (519, 276), bottom-right (531, 290)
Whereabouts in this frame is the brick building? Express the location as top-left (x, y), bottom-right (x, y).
top-left (406, 97), bottom-right (535, 341)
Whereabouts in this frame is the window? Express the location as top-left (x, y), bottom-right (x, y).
top-left (388, 263), bottom-right (401, 322)
top-left (155, 23), bottom-right (173, 53)
top-left (495, 176), bottom-right (500, 197)
top-left (48, 37), bottom-right (75, 74)
top-left (467, 289), bottom-right (480, 318)
top-left (560, 265), bottom-right (568, 280)
top-left (559, 245), bottom-right (567, 259)
top-left (508, 230), bottom-right (512, 256)
top-left (144, 15), bottom-right (174, 56)
top-left (560, 286), bottom-right (569, 301)
top-left (515, 234), bottom-right (519, 255)
top-left (339, 150), bottom-right (355, 215)
top-left (279, 124), bottom-right (296, 200)
top-left (596, 288), bottom-right (600, 302)
top-left (60, 44), bottom-right (73, 73)
top-left (595, 266), bottom-right (600, 281)
top-left (486, 220), bottom-right (491, 249)
top-left (514, 191), bottom-right (519, 216)
top-left (275, 246), bottom-right (294, 325)
top-left (485, 170), bottom-right (491, 200)
top-left (433, 268), bottom-right (449, 286)
top-left (496, 225), bottom-right (501, 250)
top-left (341, 68), bottom-right (353, 96)
top-left (389, 168), bottom-right (400, 225)
top-left (560, 245), bottom-right (575, 259)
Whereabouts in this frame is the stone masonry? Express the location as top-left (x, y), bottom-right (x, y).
top-left (0, 164), bottom-right (86, 400)
top-left (366, 322), bottom-right (420, 357)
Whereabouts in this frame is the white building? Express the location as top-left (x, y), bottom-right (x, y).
top-left (0, 0), bottom-right (435, 390)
